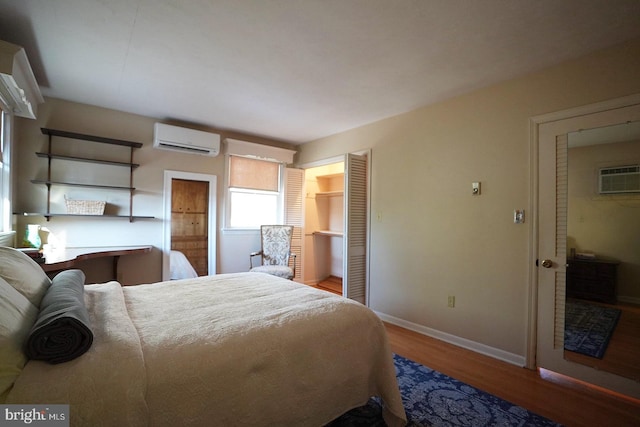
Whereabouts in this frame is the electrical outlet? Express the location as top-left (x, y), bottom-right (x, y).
top-left (447, 296), bottom-right (455, 308)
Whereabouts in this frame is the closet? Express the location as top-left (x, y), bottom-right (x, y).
top-left (306, 162), bottom-right (344, 292)
top-left (302, 153), bottom-right (368, 304)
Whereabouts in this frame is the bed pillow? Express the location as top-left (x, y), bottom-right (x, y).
top-left (0, 247), bottom-right (51, 307)
top-left (0, 276), bottom-right (38, 403)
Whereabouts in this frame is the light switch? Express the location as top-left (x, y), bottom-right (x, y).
top-left (514, 210), bottom-right (525, 224)
top-left (472, 182), bottom-right (481, 195)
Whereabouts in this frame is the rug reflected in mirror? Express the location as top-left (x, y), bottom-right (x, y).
top-left (564, 299), bottom-right (621, 359)
top-left (329, 354), bottom-right (561, 426)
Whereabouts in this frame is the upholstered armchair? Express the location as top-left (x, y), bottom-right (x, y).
top-left (249, 225), bottom-right (296, 280)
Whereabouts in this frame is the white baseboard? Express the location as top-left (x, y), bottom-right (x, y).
top-left (376, 311), bottom-right (526, 367)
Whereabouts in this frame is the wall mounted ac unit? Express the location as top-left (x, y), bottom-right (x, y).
top-left (0, 40), bottom-right (43, 119)
top-left (153, 123), bottom-right (220, 156)
top-left (599, 165), bottom-right (640, 194)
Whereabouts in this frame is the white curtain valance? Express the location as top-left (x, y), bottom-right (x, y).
top-left (0, 40), bottom-right (43, 119)
top-left (224, 138), bottom-right (296, 164)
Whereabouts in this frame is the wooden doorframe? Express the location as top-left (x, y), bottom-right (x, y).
top-left (162, 170), bottom-right (217, 281)
top-left (527, 94), bottom-right (640, 387)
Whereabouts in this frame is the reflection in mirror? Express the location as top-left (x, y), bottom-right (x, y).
top-left (170, 178), bottom-right (210, 279)
top-left (565, 121), bottom-right (640, 382)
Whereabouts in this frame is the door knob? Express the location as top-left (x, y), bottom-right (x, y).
top-left (540, 259), bottom-right (553, 268)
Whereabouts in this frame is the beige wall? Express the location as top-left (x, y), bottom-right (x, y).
top-left (13, 98), bottom-right (294, 284)
top-left (296, 39), bottom-right (640, 358)
top-left (568, 140), bottom-right (640, 302)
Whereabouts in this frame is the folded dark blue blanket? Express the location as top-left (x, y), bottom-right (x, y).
top-left (26, 269), bottom-right (93, 364)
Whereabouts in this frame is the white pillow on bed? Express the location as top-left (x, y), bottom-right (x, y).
top-left (0, 276), bottom-right (38, 402)
top-left (0, 247), bottom-right (51, 307)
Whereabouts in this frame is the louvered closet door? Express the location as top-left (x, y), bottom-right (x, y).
top-left (532, 134), bottom-right (568, 354)
top-left (553, 135), bottom-right (568, 349)
top-left (285, 168), bottom-right (304, 282)
top-left (343, 153), bottom-right (368, 304)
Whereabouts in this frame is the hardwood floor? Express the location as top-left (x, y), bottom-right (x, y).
top-left (564, 300), bottom-right (640, 381)
top-left (384, 322), bottom-right (640, 427)
top-left (314, 276), bottom-right (342, 295)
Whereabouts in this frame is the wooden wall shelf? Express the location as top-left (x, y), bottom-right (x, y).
top-left (22, 128), bottom-right (152, 222)
top-left (18, 212), bottom-right (155, 221)
top-left (30, 179), bottom-right (135, 191)
top-left (41, 128), bottom-right (143, 148)
top-left (315, 191), bottom-right (344, 198)
top-left (314, 230), bottom-right (343, 237)
top-left (35, 152), bottom-right (140, 168)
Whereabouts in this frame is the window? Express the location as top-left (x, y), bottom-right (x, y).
top-left (0, 111), bottom-right (11, 232)
top-left (227, 155), bottom-right (284, 229)
top-left (224, 138), bottom-right (296, 231)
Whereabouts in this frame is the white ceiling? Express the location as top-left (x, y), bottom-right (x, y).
top-left (1, 0), bottom-right (639, 144)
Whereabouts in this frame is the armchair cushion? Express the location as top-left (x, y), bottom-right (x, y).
top-left (261, 226), bottom-right (293, 266)
top-left (250, 265), bottom-right (294, 280)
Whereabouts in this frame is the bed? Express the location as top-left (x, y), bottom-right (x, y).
top-left (0, 247), bottom-right (406, 426)
top-left (169, 250), bottom-right (198, 280)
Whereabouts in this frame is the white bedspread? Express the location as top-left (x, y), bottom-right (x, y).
top-left (8, 281), bottom-right (148, 426)
top-left (8, 272), bottom-right (406, 426)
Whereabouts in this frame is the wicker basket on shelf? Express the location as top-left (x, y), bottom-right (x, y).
top-left (64, 196), bottom-right (106, 215)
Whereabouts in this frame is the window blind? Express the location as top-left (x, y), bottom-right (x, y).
top-left (229, 156), bottom-right (279, 192)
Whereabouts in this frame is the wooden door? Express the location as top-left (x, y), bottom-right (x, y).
top-left (343, 153), bottom-right (368, 304)
top-left (171, 179), bottom-right (209, 276)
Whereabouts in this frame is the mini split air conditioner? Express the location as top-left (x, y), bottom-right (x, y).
top-left (153, 123), bottom-right (220, 156)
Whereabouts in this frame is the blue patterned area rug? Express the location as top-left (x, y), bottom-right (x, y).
top-left (564, 300), bottom-right (621, 359)
top-left (329, 354), bottom-right (561, 426)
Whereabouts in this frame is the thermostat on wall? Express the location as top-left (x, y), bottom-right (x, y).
top-left (514, 210), bottom-right (525, 224)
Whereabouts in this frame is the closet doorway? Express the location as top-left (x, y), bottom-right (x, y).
top-left (302, 152), bottom-right (369, 304)
top-left (162, 170), bottom-right (217, 281)
top-left (305, 161), bottom-right (345, 293)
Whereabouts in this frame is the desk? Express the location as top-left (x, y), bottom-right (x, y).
top-left (42, 246), bottom-right (152, 279)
